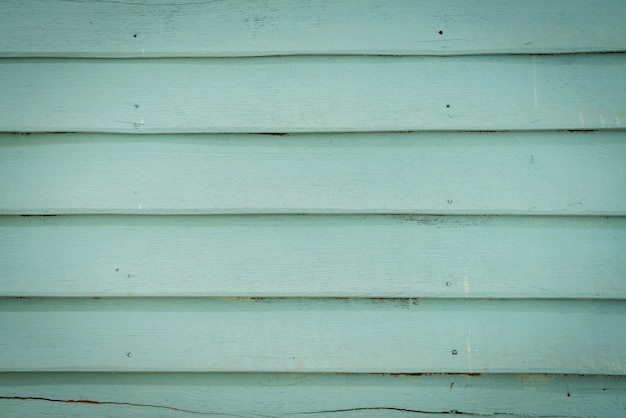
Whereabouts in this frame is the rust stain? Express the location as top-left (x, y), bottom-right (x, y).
top-left (383, 372), bottom-right (482, 377)
top-left (368, 298), bottom-right (418, 308)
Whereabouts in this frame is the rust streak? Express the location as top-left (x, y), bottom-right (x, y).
top-left (384, 372), bottom-right (482, 377)
top-left (257, 132), bottom-right (288, 136)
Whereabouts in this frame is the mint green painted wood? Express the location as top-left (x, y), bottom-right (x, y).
top-left (1, 215), bottom-right (624, 298)
top-left (1, 55), bottom-right (624, 133)
top-left (0, 298), bottom-right (624, 374)
top-left (1, 1), bottom-right (625, 57)
top-left (1, 373), bottom-right (624, 417)
top-left (1, 1), bottom-right (624, 414)
top-left (1, 132), bottom-right (624, 215)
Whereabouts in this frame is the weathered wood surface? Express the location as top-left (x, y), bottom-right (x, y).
top-left (1, 55), bottom-right (624, 133)
top-left (0, 298), bottom-right (623, 374)
top-left (1, 132), bottom-right (624, 215)
top-left (1, 215), bottom-right (624, 298)
top-left (1, 2), bottom-right (624, 417)
top-left (1, 0), bottom-right (625, 57)
top-left (1, 373), bottom-right (624, 417)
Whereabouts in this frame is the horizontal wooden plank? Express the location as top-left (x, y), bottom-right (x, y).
top-left (1, 373), bottom-right (624, 417)
top-left (1, 215), bottom-right (624, 299)
top-left (0, 298), bottom-right (623, 374)
top-left (1, 131), bottom-right (624, 215)
top-left (1, 0), bottom-right (625, 57)
top-left (0, 54), bottom-right (624, 133)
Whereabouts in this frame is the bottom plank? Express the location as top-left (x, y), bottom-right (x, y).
top-left (0, 373), bottom-right (624, 417)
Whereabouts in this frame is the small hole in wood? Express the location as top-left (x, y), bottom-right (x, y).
top-left (438, 31), bottom-right (443, 35)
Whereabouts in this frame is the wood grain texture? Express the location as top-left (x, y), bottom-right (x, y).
top-left (2, 1), bottom-right (624, 412)
top-left (1, 215), bottom-right (624, 299)
top-left (1, 0), bottom-right (625, 57)
top-left (0, 298), bottom-right (623, 374)
top-left (1, 373), bottom-right (624, 417)
top-left (1, 131), bottom-right (624, 215)
top-left (1, 54), bottom-right (624, 133)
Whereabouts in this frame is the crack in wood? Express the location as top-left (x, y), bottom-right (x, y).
top-left (294, 408), bottom-right (475, 415)
top-left (0, 396), bottom-right (580, 417)
top-left (0, 396), bottom-right (246, 417)
top-left (293, 408), bottom-right (569, 417)
top-left (60, 0), bottom-right (227, 7)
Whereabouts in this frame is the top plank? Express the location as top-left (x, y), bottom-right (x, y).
top-left (1, 0), bottom-right (625, 57)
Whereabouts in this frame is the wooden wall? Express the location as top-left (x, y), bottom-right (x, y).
top-left (1, 1), bottom-right (625, 416)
